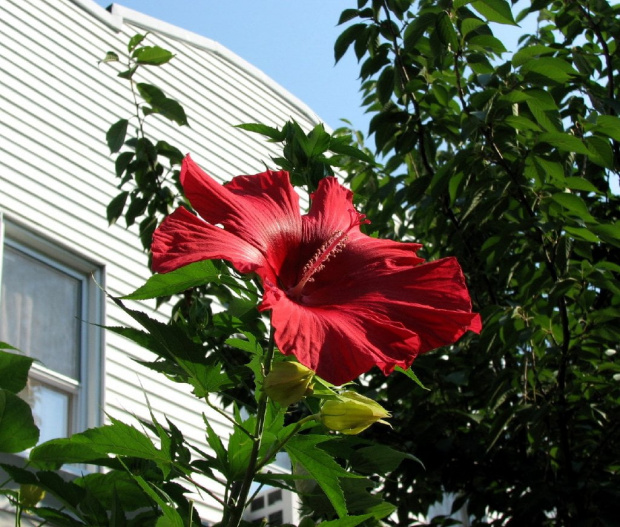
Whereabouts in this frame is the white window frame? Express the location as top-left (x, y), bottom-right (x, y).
top-left (0, 215), bottom-right (104, 437)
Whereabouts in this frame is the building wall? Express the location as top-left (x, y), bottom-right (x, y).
top-left (0, 0), bottom-right (320, 522)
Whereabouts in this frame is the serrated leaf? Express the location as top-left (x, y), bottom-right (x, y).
top-left (585, 136), bottom-right (613, 168)
top-left (0, 389), bottom-right (39, 452)
top-left (590, 223), bottom-right (620, 247)
top-left (123, 260), bottom-right (220, 300)
top-left (132, 46), bottom-right (174, 66)
top-left (550, 193), bottom-right (596, 222)
top-left (30, 417), bottom-right (171, 475)
top-left (106, 119), bottom-right (129, 154)
top-left (595, 115), bottom-right (620, 142)
top-left (564, 176), bottom-right (600, 194)
top-left (436, 12), bottom-right (459, 50)
top-left (286, 435), bottom-right (362, 518)
top-left (461, 17), bottom-right (486, 38)
top-left (521, 57), bottom-right (579, 85)
top-left (338, 8), bottom-right (360, 25)
top-left (538, 132), bottom-right (590, 155)
top-left (471, 0), bottom-right (517, 25)
top-left (504, 115), bottom-right (541, 132)
top-left (0, 349), bottom-right (33, 393)
top-left (512, 45), bottom-right (556, 67)
top-left (404, 12), bottom-right (437, 50)
top-left (335, 23), bottom-right (366, 63)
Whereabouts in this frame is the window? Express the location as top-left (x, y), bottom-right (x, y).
top-left (0, 217), bottom-right (104, 443)
top-left (267, 490), bottom-right (282, 506)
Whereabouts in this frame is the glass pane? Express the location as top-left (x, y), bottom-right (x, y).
top-left (0, 245), bottom-right (81, 379)
top-left (21, 378), bottom-right (71, 443)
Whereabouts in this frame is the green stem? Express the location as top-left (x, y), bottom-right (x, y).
top-left (223, 325), bottom-right (276, 527)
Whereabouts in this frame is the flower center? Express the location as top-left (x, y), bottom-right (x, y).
top-left (287, 210), bottom-right (370, 299)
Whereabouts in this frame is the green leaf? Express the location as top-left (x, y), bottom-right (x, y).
top-left (0, 389), bottom-right (39, 452)
top-left (0, 349), bottom-right (33, 393)
top-left (350, 444), bottom-right (423, 475)
top-left (564, 226), bottom-right (599, 243)
top-left (106, 191), bottom-right (129, 226)
top-left (503, 115), bottom-right (541, 132)
top-left (436, 12), bottom-right (459, 50)
top-left (595, 115), bottom-right (620, 142)
top-left (123, 261), bottom-right (220, 300)
top-left (471, 0), bottom-right (517, 25)
top-left (590, 223), bottom-right (620, 247)
top-left (334, 23), bottom-right (366, 63)
top-left (318, 515), bottom-right (375, 527)
top-left (460, 18), bottom-right (486, 38)
top-left (30, 417), bottom-right (171, 475)
top-left (512, 45), bottom-right (556, 67)
top-left (128, 33), bottom-right (147, 52)
top-left (404, 12), bottom-right (437, 50)
top-left (585, 136), bottom-right (613, 168)
top-left (117, 65), bottom-right (139, 80)
top-left (564, 176), bottom-right (600, 194)
top-left (394, 366), bottom-right (429, 390)
top-left (286, 435), bottom-right (362, 518)
top-left (136, 84), bottom-right (188, 126)
top-left (550, 192), bottom-right (596, 222)
top-left (236, 122), bottom-right (286, 141)
top-left (106, 119), bottom-right (129, 154)
top-left (538, 132), bottom-right (591, 155)
top-left (132, 46), bottom-right (174, 66)
top-left (329, 137), bottom-right (375, 164)
top-left (520, 57), bottom-right (579, 85)
top-left (100, 51), bottom-right (119, 64)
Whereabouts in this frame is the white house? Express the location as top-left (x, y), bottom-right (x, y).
top-left (0, 0), bottom-right (321, 523)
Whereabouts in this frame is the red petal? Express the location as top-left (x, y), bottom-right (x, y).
top-left (261, 283), bottom-right (422, 385)
top-left (180, 156), bottom-right (302, 275)
top-left (151, 207), bottom-right (268, 277)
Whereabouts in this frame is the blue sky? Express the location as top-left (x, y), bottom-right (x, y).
top-left (94, 1), bottom-right (368, 133)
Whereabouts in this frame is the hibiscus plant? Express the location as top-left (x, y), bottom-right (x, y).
top-left (0, 28), bottom-right (480, 527)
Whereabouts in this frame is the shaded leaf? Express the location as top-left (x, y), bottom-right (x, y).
top-left (106, 119), bottom-right (129, 154)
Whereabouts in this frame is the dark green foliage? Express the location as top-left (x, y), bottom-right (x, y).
top-left (334, 0), bottom-right (620, 524)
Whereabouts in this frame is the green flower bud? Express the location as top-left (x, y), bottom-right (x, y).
top-left (19, 484), bottom-right (46, 507)
top-left (264, 361), bottom-right (314, 407)
top-left (319, 391), bottom-right (391, 435)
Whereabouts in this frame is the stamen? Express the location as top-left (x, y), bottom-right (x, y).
top-left (288, 208), bottom-right (370, 299)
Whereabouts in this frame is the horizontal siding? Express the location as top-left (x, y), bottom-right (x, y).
top-left (0, 0), bottom-right (321, 522)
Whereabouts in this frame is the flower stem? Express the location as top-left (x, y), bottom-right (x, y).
top-left (223, 325), bottom-right (276, 527)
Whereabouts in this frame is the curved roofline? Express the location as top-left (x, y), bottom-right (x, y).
top-left (69, 0), bottom-right (324, 127)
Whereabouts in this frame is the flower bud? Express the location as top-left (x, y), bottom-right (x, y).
top-left (319, 391), bottom-right (391, 435)
top-left (264, 361), bottom-right (314, 407)
top-left (19, 484), bottom-right (46, 507)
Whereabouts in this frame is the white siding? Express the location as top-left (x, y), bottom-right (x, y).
top-left (0, 0), bottom-right (322, 522)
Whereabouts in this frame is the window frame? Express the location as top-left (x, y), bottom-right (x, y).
top-left (0, 215), bottom-right (105, 437)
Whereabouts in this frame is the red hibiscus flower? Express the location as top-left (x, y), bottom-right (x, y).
top-left (151, 155), bottom-right (482, 385)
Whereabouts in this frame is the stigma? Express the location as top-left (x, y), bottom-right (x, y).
top-left (287, 210), bottom-right (369, 299)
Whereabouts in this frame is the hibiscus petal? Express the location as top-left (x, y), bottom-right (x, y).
top-left (304, 177), bottom-right (360, 239)
top-left (180, 156), bottom-right (302, 274)
top-left (151, 206), bottom-right (269, 277)
top-left (261, 283), bottom-right (423, 385)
